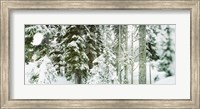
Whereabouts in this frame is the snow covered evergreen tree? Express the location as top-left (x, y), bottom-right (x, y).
top-left (87, 50), bottom-right (117, 84)
top-left (87, 25), bottom-right (118, 84)
top-left (63, 26), bottom-right (89, 84)
top-left (157, 25), bottom-right (175, 77)
top-left (146, 25), bottom-right (160, 62)
top-left (95, 26), bottom-right (104, 57)
top-left (84, 25), bottom-right (99, 69)
top-left (25, 24), bottom-right (175, 85)
top-left (146, 25), bottom-right (175, 82)
top-left (25, 55), bottom-right (57, 84)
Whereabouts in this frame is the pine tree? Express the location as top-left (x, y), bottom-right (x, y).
top-left (87, 25), bottom-right (117, 84)
top-left (25, 25), bottom-right (58, 63)
top-left (146, 25), bottom-right (161, 84)
top-left (26, 55), bottom-right (57, 84)
top-left (84, 25), bottom-right (98, 69)
top-left (158, 25), bottom-right (175, 77)
top-left (48, 25), bottom-right (68, 76)
top-left (146, 25), bottom-right (160, 62)
top-left (95, 26), bottom-right (104, 57)
top-left (64, 26), bottom-right (89, 84)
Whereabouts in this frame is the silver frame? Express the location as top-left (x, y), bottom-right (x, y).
top-left (1, 0), bottom-right (199, 108)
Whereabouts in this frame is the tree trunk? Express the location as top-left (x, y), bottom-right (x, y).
top-left (149, 64), bottom-right (152, 84)
top-left (118, 25), bottom-right (122, 84)
top-left (131, 29), bottom-right (134, 84)
top-left (75, 72), bottom-right (81, 84)
top-left (139, 25), bottom-right (146, 84)
top-left (124, 25), bottom-right (128, 84)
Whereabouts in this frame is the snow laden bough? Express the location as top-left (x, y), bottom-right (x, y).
top-left (25, 55), bottom-right (58, 84)
top-left (87, 51), bottom-right (118, 84)
top-left (31, 33), bottom-right (44, 46)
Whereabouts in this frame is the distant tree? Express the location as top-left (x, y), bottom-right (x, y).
top-left (158, 25), bottom-right (175, 77)
top-left (87, 49), bottom-right (117, 84)
top-left (87, 25), bottom-right (117, 84)
top-left (130, 25), bottom-right (138, 84)
top-left (113, 25), bottom-right (122, 83)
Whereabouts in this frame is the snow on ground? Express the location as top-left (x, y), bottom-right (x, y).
top-left (25, 62), bottom-right (74, 85)
top-left (129, 62), bottom-right (175, 84)
top-left (52, 76), bottom-right (75, 85)
top-left (25, 56), bottom-right (74, 85)
top-left (25, 62), bottom-right (35, 84)
top-left (153, 76), bottom-right (175, 84)
top-left (25, 60), bottom-right (175, 85)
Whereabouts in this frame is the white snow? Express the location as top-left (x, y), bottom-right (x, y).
top-left (153, 76), bottom-right (175, 84)
top-left (52, 76), bottom-right (74, 84)
top-left (31, 54), bottom-right (37, 62)
top-left (31, 33), bottom-right (44, 46)
top-left (80, 64), bottom-right (89, 70)
top-left (51, 38), bottom-right (57, 47)
top-left (25, 25), bottom-right (176, 85)
top-left (25, 55), bottom-right (57, 84)
top-left (87, 53), bottom-right (118, 84)
top-left (67, 41), bottom-right (78, 48)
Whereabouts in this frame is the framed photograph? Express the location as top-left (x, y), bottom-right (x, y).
top-left (1, 0), bottom-right (199, 108)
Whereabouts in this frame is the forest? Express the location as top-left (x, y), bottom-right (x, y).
top-left (25, 25), bottom-right (175, 84)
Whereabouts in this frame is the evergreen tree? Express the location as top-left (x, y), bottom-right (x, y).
top-left (26, 55), bottom-right (57, 84)
top-left (25, 25), bottom-right (59, 63)
top-left (25, 24), bottom-right (175, 85)
top-left (158, 26), bottom-right (175, 77)
top-left (87, 49), bottom-right (117, 84)
top-left (95, 25), bottom-right (104, 57)
top-left (84, 25), bottom-right (98, 69)
top-left (87, 25), bottom-right (117, 84)
top-left (146, 25), bottom-right (160, 62)
top-left (63, 26), bottom-right (89, 84)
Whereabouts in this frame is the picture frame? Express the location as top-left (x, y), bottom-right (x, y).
top-left (1, 0), bottom-right (199, 108)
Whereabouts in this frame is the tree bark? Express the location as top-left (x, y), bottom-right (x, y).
top-left (124, 25), bottom-right (128, 84)
top-left (139, 25), bottom-right (146, 84)
top-left (149, 64), bottom-right (152, 84)
top-left (131, 28), bottom-right (134, 84)
top-left (75, 72), bottom-right (81, 84)
top-left (118, 25), bottom-right (122, 84)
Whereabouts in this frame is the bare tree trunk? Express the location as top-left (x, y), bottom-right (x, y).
top-left (75, 72), bottom-right (81, 84)
top-left (118, 25), bottom-right (122, 84)
top-left (131, 29), bottom-right (134, 84)
top-left (124, 25), bottom-right (128, 84)
top-left (139, 25), bottom-right (146, 84)
top-left (149, 64), bottom-right (152, 84)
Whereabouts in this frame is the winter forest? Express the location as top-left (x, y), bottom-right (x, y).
top-left (25, 25), bottom-right (175, 85)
